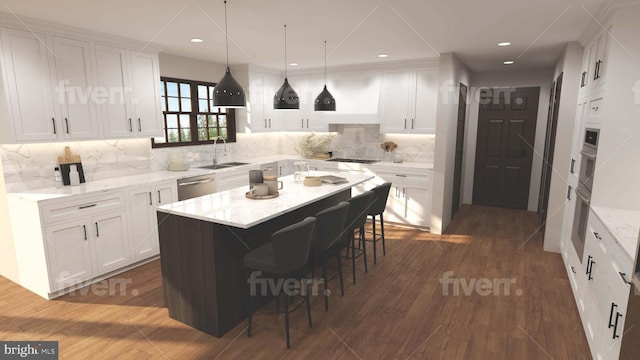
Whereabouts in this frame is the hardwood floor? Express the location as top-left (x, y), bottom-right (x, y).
top-left (0, 205), bottom-right (590, 359)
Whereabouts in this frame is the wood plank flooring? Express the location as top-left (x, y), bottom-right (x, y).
top-left (0, 205), bottom-right (591, 359)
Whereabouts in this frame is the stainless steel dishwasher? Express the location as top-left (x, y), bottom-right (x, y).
top-left (177, 173), bottom-right (217, 201)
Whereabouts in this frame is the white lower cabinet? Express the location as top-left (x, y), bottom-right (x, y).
top-left (92, 210), bottom-right (131, 274)
top-left (45, 219), bottom-right (95, 292)
top-left (128, 180), bottom-right (177, 260)
top-left (376, 170), bottom-right (432, 228)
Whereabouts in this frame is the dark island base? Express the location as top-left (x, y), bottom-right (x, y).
top-left (157, 189), bottom-right (351, 337)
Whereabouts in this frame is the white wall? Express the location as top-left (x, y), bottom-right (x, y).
top-left (158, 53), bottom-right (227, 83)
top-left (463, 68), bottom-right (553, 212)
top-left (431, 53), bottom-right (471, 234)
top-left (543, 42), bottom-right (583, 253)
top-left (0, 160), bottom-right (19, 283)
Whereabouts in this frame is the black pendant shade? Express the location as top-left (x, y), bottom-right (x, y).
top-left (314, 40), bottom-right (336, 111)
top-left (314, 85), bottom-right (336, 111)
top-left (213, 1), bottom-right (246, 107)
top-left (213, 67), bottom-right (246, 107)
top-left (274, 78), bottom-right (299, 109)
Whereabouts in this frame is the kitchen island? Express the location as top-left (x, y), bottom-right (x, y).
top-left (156, 173), bottom-right (373, 337)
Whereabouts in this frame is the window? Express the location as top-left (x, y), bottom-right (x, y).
top-left (152, 77), bottom-right (236, 147)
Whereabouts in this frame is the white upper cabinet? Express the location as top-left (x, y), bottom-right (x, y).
top-left (50, 36), bottom-right (100, 139)
top-left (249, 71), bottom-right (285, 132)
top-left (280, 75), bottom-right (328, 132)
top-left (380, 66), bottom-right (438, 134)
top-left (94, 45), bottom-right (132, 138)
top-left (0, 28), bottom-right (58, 142)
top-left (324, 68), bottom-right (381, 124)
top-left (129, 51), bottom-right (163, 137)
top-left (0, 25), bottom-right (162, 143)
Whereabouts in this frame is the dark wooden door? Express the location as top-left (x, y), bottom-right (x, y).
top-left (473, 87), bottom-right (540, 210)
top-left (538, 74), bottom-right (563, 229)
top-left (451, 83), bottom-right (468, 217)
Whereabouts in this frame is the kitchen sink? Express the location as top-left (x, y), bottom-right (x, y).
top-left (198, 162), bottom-right (249, 170)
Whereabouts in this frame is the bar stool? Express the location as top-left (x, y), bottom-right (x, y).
top-left (244, 217), bottom-right (316, 349)
top-left (345, 191), bottom-right (374, 285)
top-left (310, 201), bottom-right (350, 311)
top-left (367, 182), bottom-right (392, 264)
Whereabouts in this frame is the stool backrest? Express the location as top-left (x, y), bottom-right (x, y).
top-left (272, 217), bottom-right (317, 274)
top-left (369, 182), bottom-right (392, 215)
top-left (346, 191), bottom-right (374, 230)
top-left (314, 202), bottom-right (350, 249)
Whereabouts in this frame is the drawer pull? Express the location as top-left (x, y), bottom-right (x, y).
top-left (619, 272), bottom-right (632, 285)
top-left (395, 174), bottom-right (407, 178)
top-left (609, 302), bottom-right (617, 328)
top-left (613, 312), bottom-right (622, 339)
top-left (78, 204), bottom-right (97, 210)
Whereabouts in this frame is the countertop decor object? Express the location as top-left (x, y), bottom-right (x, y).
top-left (304, 176), bottom-right (322, 187)
top-left (58, 146), bottom-right (85, 185)
top-left (295, 133), bottom-right (333, 158)
top-left (245, 191), bottom-right (279, 200)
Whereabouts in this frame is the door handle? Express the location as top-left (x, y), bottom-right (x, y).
top-left (65, 118), bottom-right (70, 134)
top-left (138, 118), bottom-right (142, 132)
top-left (52, 118), bottom-right (57, 135)
top-left (570, 158), bottom-right (576, 174)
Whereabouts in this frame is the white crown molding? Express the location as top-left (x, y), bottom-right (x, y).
top-left (0, 11), bottom-right (162, 53)
top-left (578, 0), bottom-right (640, 45)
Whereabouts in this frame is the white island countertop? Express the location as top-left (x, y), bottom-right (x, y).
top-left (157, 172), bottom-right (374, 229)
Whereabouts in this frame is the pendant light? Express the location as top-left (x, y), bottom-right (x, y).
top-left (274, 25), bottom-right (299, 110)
top-left (314, 40), bottom-right (336, 111)
top-left (212, 0), bottom-right (246, 108)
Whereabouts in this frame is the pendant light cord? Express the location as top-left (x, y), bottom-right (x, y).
top-left (324, 40), bottom-right (327, 84)
top-left (284, 25), bottom-right (288, 78)
top-left (224, 0), bottom-right (229, 66)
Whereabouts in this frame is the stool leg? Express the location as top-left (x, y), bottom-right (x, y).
top-left (372, 215), bottom-right (377, 264)
top-left (336, 249), bottom-right (344, 296)
top-left (381, 213), bottom-right (386, 256)
top-left (284, 291), bottom-right (290, 349)
top-left (351, 230), bottom-right (356, 285)
top-left (247, 293), bottom-right (253, 337)
top-left (304, 280), bottom-right (312, 328)
top-left (322, 251), bottom-right (329, 311)
top-left (275, 293), bottom-right (279, 314)
top-left (361, 227), bottom-right (368, 273)
top-left (310, 248), bottom-right (315, 279)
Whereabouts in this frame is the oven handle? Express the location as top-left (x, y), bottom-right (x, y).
top-left (580, 149), bottom-right (596, 160)
top-left (575, 187), bottom-right (591, 205)
top-left (178, 179), bottom-right (214, 187)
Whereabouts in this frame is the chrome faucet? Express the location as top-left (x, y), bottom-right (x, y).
top-left (213, 136), bottom-right (227, 165)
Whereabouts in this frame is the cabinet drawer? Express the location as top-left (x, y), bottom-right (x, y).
top-left (41, 191), bottom-right (125, 225)
top-left (377, 171), bottom-right (431, 189)
top-left (585, 95), bottom-right (605, 125)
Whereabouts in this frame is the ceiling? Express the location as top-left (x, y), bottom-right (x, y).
top-left (0, 0), bottom-right (608, 71)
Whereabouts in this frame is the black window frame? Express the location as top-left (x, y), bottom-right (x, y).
top-left (152, 77), bottom-right (237, 148)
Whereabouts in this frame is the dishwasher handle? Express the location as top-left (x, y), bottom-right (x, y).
top-left (178, 179), bottom-right (214, 187)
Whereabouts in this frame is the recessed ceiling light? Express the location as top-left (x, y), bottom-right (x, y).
top-left (190, 38), bottom-right (204, 43)
top-left (498, 42), bottom-right (511, 47)
top-left (289, 62), bottom-right (299, 66)
top-left (504, 60), bottom-right (515, 65)
top-left (377, 53), bottom-right (389, 58)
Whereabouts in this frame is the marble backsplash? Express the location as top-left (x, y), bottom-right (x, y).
top-left (1, 125), bottom-right (434, 192)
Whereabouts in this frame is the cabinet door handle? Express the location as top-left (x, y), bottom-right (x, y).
top-left (264, 119), bottom-right (267, 128)
top-left (301, 119), bottom-right (304, 128)
top-left (593, 232), bottom-right (601, 240)
top-left (65, 118), bottom-right (70, 134)
top-left (567, 185), bottom-right (572, 200)
top-left (594, 60), bottom-right (602, 80)
top-left (52, 118), bottom-right (57, 135)
top-left (581, 71), bottom-right (587, 87)
top-left (95, 222), bottom-right (99, 238)
top-left (570, 158), bottom-right (576, 174)
top-left (395, 174), bottom-right (407, 178)
top-left (157, 190), bottom-right (162, 204)
top-left (269, 119), bottom-right (271, 128)
top-left (82, 225), bottom-right (87, 241)
top-left (411, 118), bottom-right (414, 129)
top-left (404, 118), bottom-right (407, 129)
top-left (619, 272), bottom-right (632, 285)
top-left (570, 266), bottom-right (576, 274)
top-left (138, 118), bottom-right (142, 132)
top-left (588, 257), bottom-right (595, 281)
top-left (609, 302), bottom-right (617, 328)
top-left (128, 118), bottom-right (133, 132)
top-left (78, 204), bottom-right (97, 210)
top-left (613, 312), bottom-right (622, 339)
top-left (279, 166), bottom-right (282, 176)
top-left (306, 119), bottom-right (309, 128)
top-left (148, 192), bottom-right (152, 205)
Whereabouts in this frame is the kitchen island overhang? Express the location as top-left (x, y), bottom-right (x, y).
top-left (156, 173), bottom-right (373, 337)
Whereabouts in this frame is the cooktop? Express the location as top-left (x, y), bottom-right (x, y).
top-left (326, 158), bottom-right (379, 164)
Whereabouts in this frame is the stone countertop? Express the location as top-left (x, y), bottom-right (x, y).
top-left (591, 205), bottom-right (640, 261)
top-left (157, 173), bottom-right (373, 229)
top-left (7, 156), bottom-right (431, 203)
